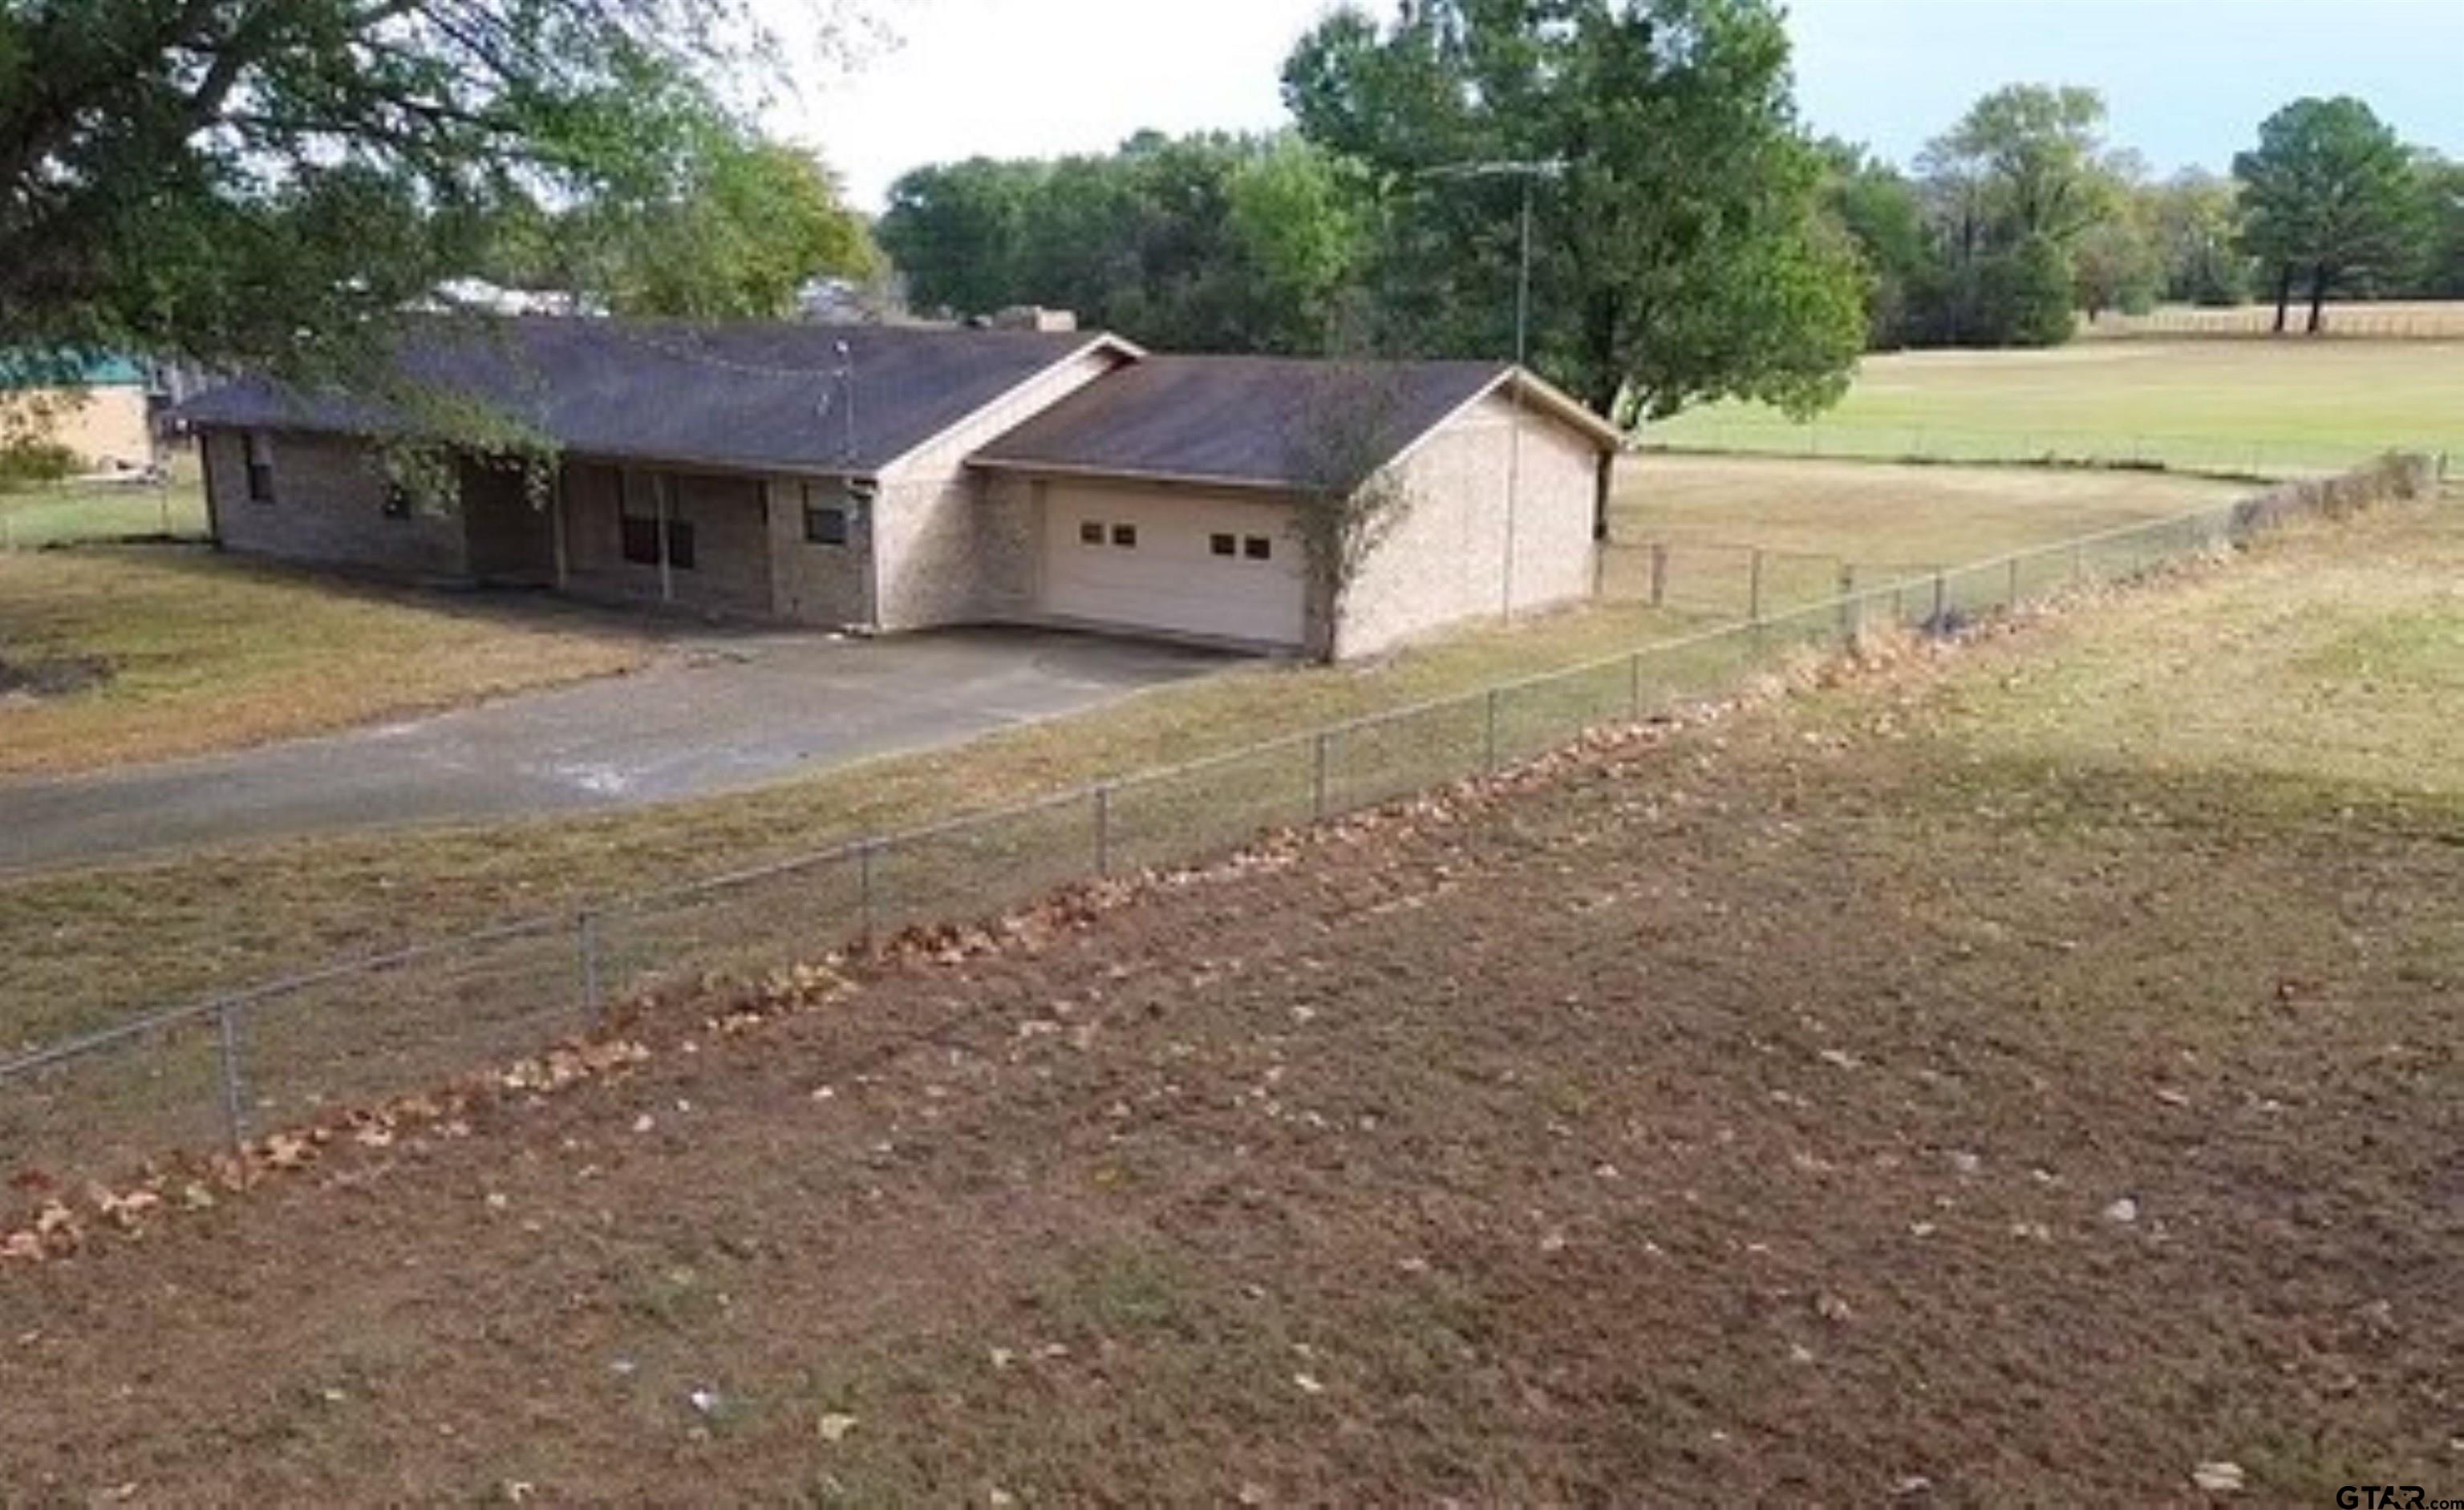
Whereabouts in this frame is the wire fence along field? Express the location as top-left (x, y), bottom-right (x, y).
top-left (1598, 538), bottom-right (1948, 622)
top-left (0, 478), bottom-right (209, 549)
top-left (0, 454), bottom-right (2447, 1199)
top-left (2082, 302), bottom-right (2464, 342)
top-left (1640, 420), bottom-right (2464, 481)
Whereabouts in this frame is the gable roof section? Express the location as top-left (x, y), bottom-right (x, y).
top-left (969, 354), bottom-right (1620, 492)
top-left (173, 317), bottom-right (1139, 476)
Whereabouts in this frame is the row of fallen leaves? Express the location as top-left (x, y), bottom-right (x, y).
top-left (0, 557), bottom-right (2215, 1269)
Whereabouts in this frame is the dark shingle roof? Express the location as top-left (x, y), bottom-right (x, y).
top-left (969, 354), bottom-right (1520, 492)
top-left (172, 317), bottom-right (1127, 474)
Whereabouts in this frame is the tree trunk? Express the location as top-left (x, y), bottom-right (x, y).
top-left (2306, 264), bottom-right (2329, 334)
top-left (2272, 267), bottom-right (2292, 333)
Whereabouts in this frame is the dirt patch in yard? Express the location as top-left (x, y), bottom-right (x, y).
top-left (0, 650), bottom-right (111, 700)
top-left (2, 505), bottom-right (2459, 1503)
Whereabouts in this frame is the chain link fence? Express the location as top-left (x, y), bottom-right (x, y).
top-left (1639, 422), bottom-right (2462, 481)
top-left (1, 453), bottom-right (2447, 1197)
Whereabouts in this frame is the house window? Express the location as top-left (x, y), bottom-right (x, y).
top-left (243, 431), bottom-right (275, 504)
top-left (381, 483), bottom-right (413, 520)
top-left (1111, 523), bottom-right (1138, 549)
top-left (1210, 533), bottom-right (1236, 557)
top-left (802, 480), bottom-right (855, 546)
top-left (1079, 520), bottom-right (1104, 545)
top-left (619, 470), bottom-right (695, 570)
top-left (1244, 536), bottom-right (1272, 561)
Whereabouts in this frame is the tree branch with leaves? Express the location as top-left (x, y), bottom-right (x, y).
top-left (1282, 363), bottom-right (1417, 663)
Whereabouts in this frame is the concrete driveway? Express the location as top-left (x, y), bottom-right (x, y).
top-left (0, 627), bottom-right (1240, 872)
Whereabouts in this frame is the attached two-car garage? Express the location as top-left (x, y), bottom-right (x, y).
top-left (1037, 481), bottom-right (1307, 650)
top-left (972, 352), bottom-right (1623, 660)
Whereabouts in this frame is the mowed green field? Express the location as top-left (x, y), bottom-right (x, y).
top-left (1649, 339), bottom-right (2464, 476)
top-left (0, 459), bottom-right (207, 549)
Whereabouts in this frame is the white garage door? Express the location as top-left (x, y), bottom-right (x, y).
top-left (1041, 484), bottom-right (1306, 648)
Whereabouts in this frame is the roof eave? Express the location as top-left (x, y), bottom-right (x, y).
top-left (967, 455), bottom-right (1305, 495)
top-left (873, 332), bottom-right (1147, 479)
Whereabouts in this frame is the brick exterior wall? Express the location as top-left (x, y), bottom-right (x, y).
top-left (871, 346), bottom-right (1126, 632)
top-left (201, 427), bottom-right (469, 578)
top-left (766, 475), bottom-right (872, 628)
top-left (1335, 390), bottom-right (1603, 660)
top-left (557, 461), bottom-right (774, 617)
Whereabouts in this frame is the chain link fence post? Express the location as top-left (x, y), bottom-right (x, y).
top-left (857, 840), bottom-right (879, 953)
top-left (576, 910), bottom-right (602, 1030)
top-left (1485, 688), bottom-right (1502, 772)
top-left (1838, 565), bottom-right (1858, 648)
top-left (1649, 542), bottom-right (1668, 608)
top-left (1627, 650), bottom-right (1644, 723)
top-left (1092, 783), bottom-right (1112, 879)
top-left (1748, 549), bottom-right (1765, 624)
top-left (1311, 731), bottom-right (1331, 820)
top-left (215, 1002), bottom-right (249, 1156)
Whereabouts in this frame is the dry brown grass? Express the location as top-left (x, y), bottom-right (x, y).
top-left (0, 495), bottom-right (2455, 1504)
top-left (0, 547), bottom-right (653, 775)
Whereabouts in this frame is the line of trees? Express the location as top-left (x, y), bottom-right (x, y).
top-left (1830, 87), bottom-right (2462, 348)
top-left (883, 67), bottom-right (2463, 373)
top-left (886, 0), bottom-right (1867, 426)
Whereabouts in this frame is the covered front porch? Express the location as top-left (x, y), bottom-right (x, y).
top-left (463, 457), bottom-right (876, 627)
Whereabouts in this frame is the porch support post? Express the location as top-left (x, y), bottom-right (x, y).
top-left (549, 468), bottom-right (569, 589)
top-left (655, 472), bottom-right (675, 604)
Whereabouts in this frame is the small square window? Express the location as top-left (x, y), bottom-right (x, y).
top-left (805, 503), bottom-right (849, 546)
top-left (1112, 523), bottom-right (1137, 549)
top-left (1210, 533), bottom-right (1236, 557)
top-left (1243, 536), bottom-right (1272, 561)
top-left (665, 518), bottom-right (696, 571)
top-left (1079, 520), bottom-right (1104, 545)
top-left (243, 431), bottom-right (275, 504)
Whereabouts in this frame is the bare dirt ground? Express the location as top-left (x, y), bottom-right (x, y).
top-left (1, 504), bottom-right (2458, 1505)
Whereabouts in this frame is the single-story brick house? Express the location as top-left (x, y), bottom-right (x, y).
top-left (176, 318), bottom-right (1620, 659)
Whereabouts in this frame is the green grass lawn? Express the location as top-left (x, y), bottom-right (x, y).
top-left (1648, 340), bottom-right (2464, 475)
top-left (0, 459), bottom-right (208, 548)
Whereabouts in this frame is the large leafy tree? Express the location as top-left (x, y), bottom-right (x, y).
top-left (2414, 153), bottom-right (2464, 299)
top-left (1816, 140), bottom-right (1930, 349)
top-left (1911, 85), bottom-right (2132, 346)
top-left (2144, 169), bottom-right (2250, 307)
top-left (526, 132), bottom-right (877, 320)
top-left (0, 0), bottom-right (825, 376)
top-left (2233, 96), bottom-right (2423, 334)
top-left (877, 132), bottom-right (1369, 354)
top-left (1281, 0), bottom-right (1863, 426)
top-left (877, 157), bottom-right (1041, 320)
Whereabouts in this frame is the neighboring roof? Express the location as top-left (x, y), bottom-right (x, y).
top-left (970, 354), bottom-right (1620, 492)
top-left (173, 317), bottom-right (1137, 475)
top-left (1, 352), bottom-right (148, 390)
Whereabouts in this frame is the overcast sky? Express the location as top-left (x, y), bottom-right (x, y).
top-left (774, 0), bottom-right (2464, 210)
